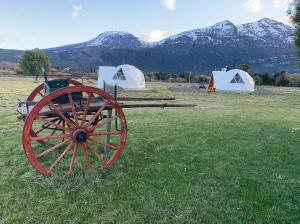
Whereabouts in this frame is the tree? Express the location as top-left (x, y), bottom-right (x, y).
top-left (273, 71), bottom-right (290, 86)
top-left (19, 49), bottom-right (51, 82)
top-left (289, 1), bottom-right (300, 58)
top-left (240, 64), bottom-right (251, 74)
top-left (260, 73), bottom-right (273, 85)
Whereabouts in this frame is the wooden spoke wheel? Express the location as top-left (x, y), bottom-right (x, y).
top-left (26, 79), bottom-right (82, 144)
top-left (22, 86), bottom-right (127, 176)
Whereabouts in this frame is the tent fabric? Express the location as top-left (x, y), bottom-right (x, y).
top-left (97, 64), bottom-right (146, 90)
top-left (210, 69), bottom-right (255, 92)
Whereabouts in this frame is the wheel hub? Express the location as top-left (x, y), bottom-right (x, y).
top-left (73, 129), bottom-right (88, 143)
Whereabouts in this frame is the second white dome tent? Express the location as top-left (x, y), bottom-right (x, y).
top-left (207, 68), bottom-right (255, 92)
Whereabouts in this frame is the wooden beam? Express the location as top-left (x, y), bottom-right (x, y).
top-left (17, 99), bottom-right (196, 118)
top-left (116, 97), bottom-right (176, 101)
top-left (120, 104), bottom-right (196, 108)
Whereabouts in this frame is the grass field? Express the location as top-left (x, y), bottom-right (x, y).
top-left (0, 79), bottom-right (300, 223)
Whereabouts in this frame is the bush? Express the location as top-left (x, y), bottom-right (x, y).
top-left (253, 75), bottom-right (263, 85)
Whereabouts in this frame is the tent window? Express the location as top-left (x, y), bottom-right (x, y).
top-left (113, 69), bottom-right (126, 80)
top-left (230, 73), bottom-right (244, 84)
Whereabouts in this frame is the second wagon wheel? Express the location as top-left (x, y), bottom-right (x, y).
top-left (26, 79), bottom-right (82, 144)
top-left (22, 86), bottom-right (127, 176)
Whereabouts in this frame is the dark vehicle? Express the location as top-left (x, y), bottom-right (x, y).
top-left (199, 82), bottom-right (208, 89)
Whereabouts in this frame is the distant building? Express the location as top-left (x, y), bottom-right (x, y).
top-left (207, 68), bottom-right (255, 92)
top-left (97, 64), bottom-right (146, 90)
top-left (63, 67), bottom-right (71, 72)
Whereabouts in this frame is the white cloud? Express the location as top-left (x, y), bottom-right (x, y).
top-left (273, 0), bottom-right (292, 9)
top-left (72, 4), bottom-right (82, 18)
top-left (161, 0), bottom-right (176, 10)
top-left (139, 30), bottom-right (171, 42)
top-left (242, 0), bottom-right (263, 13)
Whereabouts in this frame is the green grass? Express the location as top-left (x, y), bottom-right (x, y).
top-left (0, 80), bottom-right (300, 223)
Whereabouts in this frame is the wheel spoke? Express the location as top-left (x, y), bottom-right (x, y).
top-left (81, 93), bottom-right (93, 126)
top-left (38, 91), bottom-right (44, 97)
top-left (77, 117), bottom-right (89, 123)
top-left (69, 143), bottom-right (79, 174)
top-left (80, 143), bottom-right (93, 170)
top-left (88, 137), bottom-right (118, 150)
top-left (68, 93), bottom-right (79, 126)
top-left (31, 134), bottom-right (69, 141)
top-left (36, 139), bottom-right (71, 158)
top-left (60, 119), bottom-right (64, 141)
top-left (49, 141), bottom-right (74, 173)
top-left (90, 131), bottom-right (122, 136)
top-left (38, 116), bottom-right (69, 131)
top-left (88, 116), bottom-right (118, 132)
top-left (49, 101), bottom-right (75, 129)
top-left (86, 142), bottom-right (106, 166)
top-left (84, 103), bottom-right (107, 128)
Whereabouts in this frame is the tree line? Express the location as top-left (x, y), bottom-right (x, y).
top-left (240, 64), bottom-right (300, 87)
top-left (144, 72), bottom-right (210, 83)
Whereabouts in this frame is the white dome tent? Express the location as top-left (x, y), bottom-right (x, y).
top-left (207, 68), bottom-right (255, 92)
top-left (97, 64), bottom-right (146, 90)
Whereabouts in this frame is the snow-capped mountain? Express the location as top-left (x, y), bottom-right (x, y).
top-left (154, 20), bottom-right (238, 45)
top-left (81, 31), bottom-right (144, 49)
top-left (153, 18), bottom-right (293, 46)
top-left (47, 31), bottom-right (144, 53)
top-left (237, 18), bottom-right (293, 42)
top-left (48, 18), bottom-right (293, 51)
top-left (0, 18), bottom-right (298, 73)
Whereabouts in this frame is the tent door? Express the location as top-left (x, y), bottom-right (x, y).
top-left (207, 75), bottom-right (215, 93)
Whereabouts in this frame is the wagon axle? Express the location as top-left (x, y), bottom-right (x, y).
top-left (73, 129), bottom-right (88, 143)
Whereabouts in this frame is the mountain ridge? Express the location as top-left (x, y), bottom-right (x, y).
top-left (46, 18), bottom-right (293, 50)
top-left (0, 18), bottom-right (298, 74)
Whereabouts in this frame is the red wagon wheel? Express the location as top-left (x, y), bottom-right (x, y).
top-left (26, 79), bottom-right (82, 144)
top-left (22, 86), bottom-right (127, 176)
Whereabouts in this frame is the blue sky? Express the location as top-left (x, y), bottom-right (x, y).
top-left (0, 0), bottom-right (292, 50)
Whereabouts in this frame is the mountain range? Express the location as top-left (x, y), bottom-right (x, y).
top-left (0, 18), bottom-right (298, 74)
